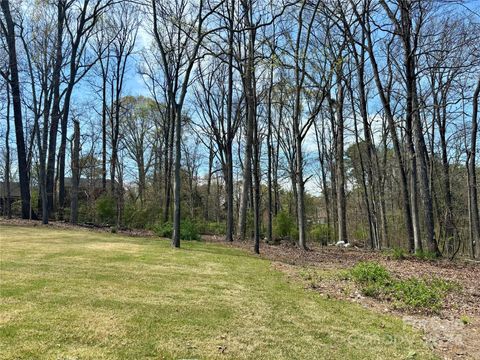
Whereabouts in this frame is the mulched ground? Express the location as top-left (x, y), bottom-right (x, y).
top-left (2, 219), bottom-right (479, 359)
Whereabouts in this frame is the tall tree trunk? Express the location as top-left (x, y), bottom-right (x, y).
top-left (70, 120), bottom-right (80, 224)
top-left (101, 58), bottom-right (109, 192)
top-left (4, 82), bottom-right (11, 218)
top-left (436, 84), bottom-right (455, 256)
top-left (314, 120), bottom-right (331, 245)
top-left (1, 0), bottom-right (31, 219)
top-left (469, 79), bottom-right (480, 258)
top-left (409, 62), bottom-right (439, 256)
top-left (225, 0), bottom-right (235, 242)
top-left (266, 59), bottom-right (274, 244)
top-left (163, 103), bottom-right (174, 223)
top-left (172, 104), bottom-right (182, 248)
top-left (237, 20), bottom-right (255, 242)
top-left (253, 102), bottom-right (261, 254)
top-left (205, 144), bottom-right (214, 222)
top-left (336, 77), bottom-right (347, 244)
top-left (365, 25), bottom-right (415, 251)
top-left (226, 145), bottom-right (234, 241)
top-left (58, 82), bottom-right (75, 220)
top-left (46, 0), bottom-right (65, 218)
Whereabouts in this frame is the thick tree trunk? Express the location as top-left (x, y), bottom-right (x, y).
top-left (58, 83), bottom-right (74, 220)
top-left (163, 104), bottom-right (174, 223)
top-left (253, 109), bottom-right (261, 254)
top-left (314, 121), bottom-right (331, 245)
top-left (409, 63), bottom-right (439, 256)
top-left (469, 79), bottom-right (480, 258)
top-left (226, 146), bottom-right (234, 241)
top-left (46, 1), bottom-right (65, 218)
top-left (172, 105), bottom-right (182, 248)
top-left (237, 5), bottom-right (256, 243)
top-left (437, 94), bottom-right (455, 256)
top-left (366, 28), bottom-right (414, 251)
top-left (225, 0), bottom-right (235, 242)
top-left (1, 0), bottom-right (31, 219)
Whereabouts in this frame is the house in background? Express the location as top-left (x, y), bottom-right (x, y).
top-left (0, 181), bottom-right (20, 216)
top-left (0, 179), bottom-right (111, 217)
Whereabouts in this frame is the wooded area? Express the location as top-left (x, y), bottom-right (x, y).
top-left (1, 0), bottom-right (479, 258)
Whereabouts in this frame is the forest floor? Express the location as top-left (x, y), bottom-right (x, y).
top-left (0, 222), bottom-right (436, 360)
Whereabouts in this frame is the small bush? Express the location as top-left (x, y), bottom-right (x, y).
top-left (273, 211), bottom-right (297, 241)
top-left (153, 221), bottom-right (173, 238)
top-left (391, 278), bottom-right (445, 311)
top-left (198, 221), bottom-right (225, 235)
top-left (123, 205), bottom-right (148, 229)
top-left (461, 315), bottom-right (471, 325)
top-left (180, 219), bottom-right (200, 240)
top-left (392, 247), bottom-right (407, 260)
top-left (362, 283), bottom-right (386, 298)
top-left (414, 250), bottom-right (438, 260)
top-left (353, 226), bottom-right (368, 241)
top-left (96, 195), bottom-right (116, 224)
top-left (153, 220), bottom-right (200, 240)
top-left (309, 224), bottom-right (333, 245)
top-left (350, 262), bottom-right (391, 285)
top-left (349, 261), bottom-right (457, 312)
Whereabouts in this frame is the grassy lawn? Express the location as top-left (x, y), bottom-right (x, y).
top-left (0, 225), bottom-right (435, 359)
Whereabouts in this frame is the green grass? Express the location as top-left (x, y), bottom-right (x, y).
top-left (0, 225), bottom-right (435, 359)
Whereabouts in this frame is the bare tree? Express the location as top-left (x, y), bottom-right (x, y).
top-left (1, 0), bottom-right (32, 219)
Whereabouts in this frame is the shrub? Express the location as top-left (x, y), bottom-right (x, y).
top-left (123, 205), bottom-right (147, 229)
top-left (309, 224), bottom-right (333, 245)
top-left (273, 211), bottom-right (296, 241)
top-left (153, 219), bottom-right (200, 240)
top-left (392, 247), bottom-right (407, 260)
top-left (180, 219), bottom-right (200, 240)
top-left (353, 227), bottom-right (368, 241)
top-left (349, 261), bottom-right (457, 312)
top-left (96, 195), bottom-right (116, 224)
top-left (153, 221), bottom-right (173, 238)
top-left (414, 250), bottom-right (438, 260)
top-left (197, 221), bottom-right (225, 235)
top-left (391, 278), bottom-right (445, 311)
top-left (350, 262), bottom-right (391, 286)
top-left (461, 315), bottom-right (471, 325)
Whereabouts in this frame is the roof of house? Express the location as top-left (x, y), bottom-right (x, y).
top-left (0, 178), bottom-right (112, 198)
top-left (0, 181), bottom-right (21, 198)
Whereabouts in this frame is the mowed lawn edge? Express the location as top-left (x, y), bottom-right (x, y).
top-left (0, 225), bottom-right (436, 359)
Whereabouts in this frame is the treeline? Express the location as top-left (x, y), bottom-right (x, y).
top-left (1, 0), bottom-right (479, 258)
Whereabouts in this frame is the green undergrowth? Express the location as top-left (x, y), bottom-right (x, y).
top-left (383, 248), bottom-right (441, 261)
top-left (349, 262), bottom-right (458, 312)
